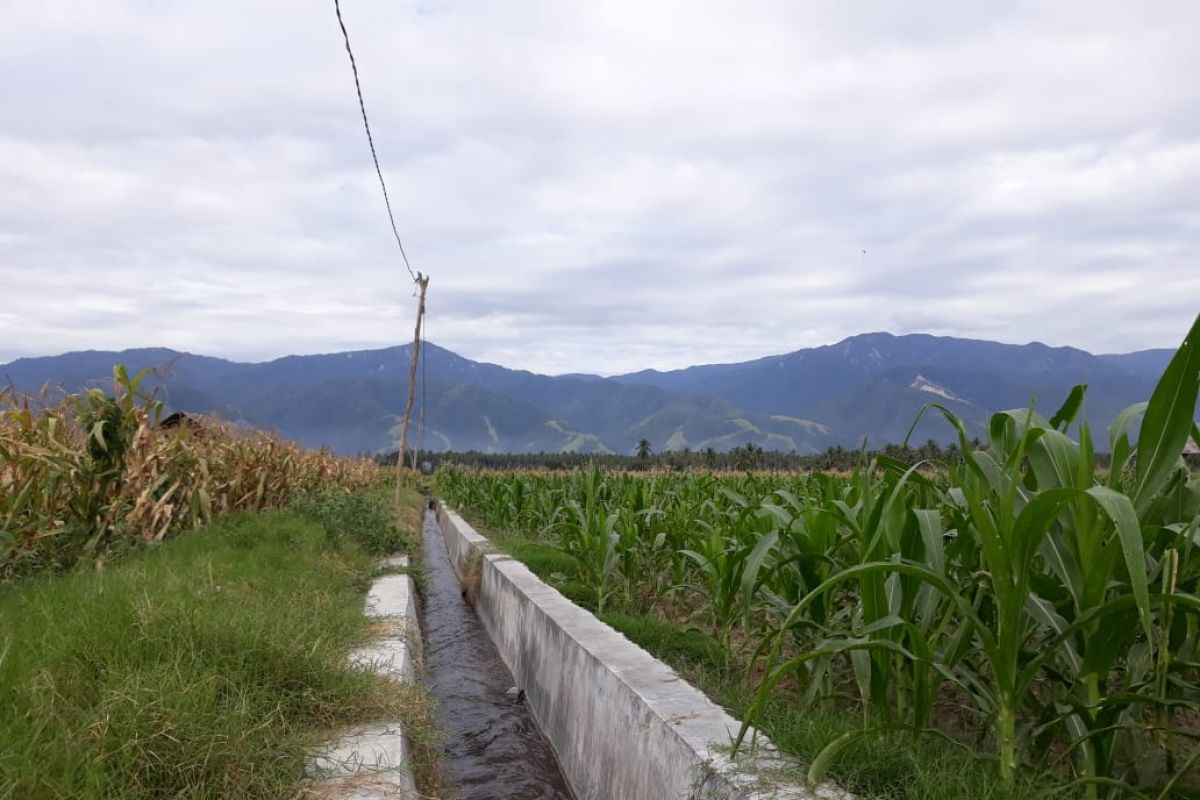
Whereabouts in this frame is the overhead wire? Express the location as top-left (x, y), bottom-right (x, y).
top-left (333, 0), bottom-right (431, 473)
top-left (333, 0), bottom-right (418, 283)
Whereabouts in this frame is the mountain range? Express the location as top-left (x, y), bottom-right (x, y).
top-left (0, 333), bottom-right (1178, 455)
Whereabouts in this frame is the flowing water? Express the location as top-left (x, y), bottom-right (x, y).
top-left (419, 508), bottom-right (574, 800)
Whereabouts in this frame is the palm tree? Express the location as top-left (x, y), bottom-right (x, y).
top-left (635, 438), bottom-right (652, 460)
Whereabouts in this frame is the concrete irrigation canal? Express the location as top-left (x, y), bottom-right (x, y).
top-left (312, 497), bottom-right (849, 799)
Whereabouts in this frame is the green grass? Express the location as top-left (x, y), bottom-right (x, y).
top-left (290, 485), bottom-right (418, 555)
top-left (600, 612), bottom-right (726, 672)
top-left (0, 508), bottom-right (433, 800)
top-left (492, 530), bottom-right (1058, 800)
top-left (495, 537), bottom-right (600, 605)
top-left (717, 687), bottom-right (1047, 800)
top-left (498, 538), bottom-right (578, 575)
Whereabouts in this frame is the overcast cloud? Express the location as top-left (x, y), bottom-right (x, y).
top-left (3, 0), bottom-right (1198, 374)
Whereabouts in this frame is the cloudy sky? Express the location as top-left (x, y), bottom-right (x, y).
top-left (3, 1), bottom-right (1198, 375)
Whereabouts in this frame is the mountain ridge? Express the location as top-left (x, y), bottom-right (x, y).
top-left (1, 332), bottom-right (1178, 455)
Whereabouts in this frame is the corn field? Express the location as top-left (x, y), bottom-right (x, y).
top-left (0, 366), bottom-right (381, 579)
top-left (436, 313), bottom-right (1200, 797)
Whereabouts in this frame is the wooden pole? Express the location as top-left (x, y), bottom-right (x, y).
top-left (410, 313), bottom-right (426, 473)
top-left (396, 273), bottom-right (429, 505)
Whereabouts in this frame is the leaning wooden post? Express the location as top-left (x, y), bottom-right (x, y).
top-left (396, 273), bottom-right (429, 505)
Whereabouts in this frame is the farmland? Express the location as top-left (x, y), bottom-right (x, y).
top-left (435, 316), bottom-right (1200, 798)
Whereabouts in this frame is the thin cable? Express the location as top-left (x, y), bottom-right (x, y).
top-left (334, 0), bottom-right (417, 282)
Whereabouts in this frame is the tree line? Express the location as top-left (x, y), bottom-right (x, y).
top-left (374, 438), bottom-right (1200, 472)
top-left (379, 438), bottom-right (1068, 472)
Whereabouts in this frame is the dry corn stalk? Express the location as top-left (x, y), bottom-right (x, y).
top-left (0, 367), bottom-right (381, 579)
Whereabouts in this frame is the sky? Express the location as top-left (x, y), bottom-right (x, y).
top-left (2, 1), bottom-right (1198, 376)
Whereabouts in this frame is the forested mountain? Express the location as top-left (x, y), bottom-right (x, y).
top-left (2, 333), bottom-right (1172, 454)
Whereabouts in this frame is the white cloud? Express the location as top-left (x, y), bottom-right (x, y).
top-left (2, 0), bottom-right (1198, 374)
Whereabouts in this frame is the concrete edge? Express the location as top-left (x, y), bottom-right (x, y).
top-left (304, 555), bottom-right (422, 799)
top-left (436, 502), bottom-right (853, 800)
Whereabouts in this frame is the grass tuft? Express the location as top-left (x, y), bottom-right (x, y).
top-left (291, 486), bottom-right (417, 555)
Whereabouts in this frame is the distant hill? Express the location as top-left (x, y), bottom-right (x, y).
top-left (1097, 349), bottom-right (1176, 379)
top-left (612, 332), bottom-right (1164, 449)
top-left (1, 332), bottom-right (1181, 455)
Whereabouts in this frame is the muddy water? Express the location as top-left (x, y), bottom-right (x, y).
top-left (419, 509), bottom-right (574, 800)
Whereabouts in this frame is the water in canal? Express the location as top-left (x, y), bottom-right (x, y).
top-left (419, 508), bottom-right (574, 800)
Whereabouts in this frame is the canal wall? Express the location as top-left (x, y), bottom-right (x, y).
top-left (435, 503), bottom-right (849, 800)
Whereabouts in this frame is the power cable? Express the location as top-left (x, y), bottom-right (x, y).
top-left (333, 0), bottom-right (418, 282)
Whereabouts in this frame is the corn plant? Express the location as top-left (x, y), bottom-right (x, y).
top-left (546, 466), bottom-right (619, 612)
top-left (678, 486), bottom-right (777, 667)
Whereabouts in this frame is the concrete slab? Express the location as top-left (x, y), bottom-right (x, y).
top-left (305, 723), bottom-right (416, 799)
top-left (304, 555), bottom-right (421, 800)
top-left (366, 557), bottom-right (413, 621)
top-left (348, 637), bottom-right (413, 683)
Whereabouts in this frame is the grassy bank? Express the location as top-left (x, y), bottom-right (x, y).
top-left (0, 503), bottom-right (433, 800)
